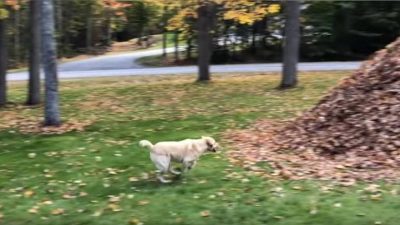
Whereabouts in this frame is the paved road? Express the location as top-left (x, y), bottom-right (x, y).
top-left (58, 47), bottom-right (181, 71)
top-left (8, 48), bottom-right (362, 81)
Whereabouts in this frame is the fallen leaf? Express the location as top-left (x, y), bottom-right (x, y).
top-left (129, 177), bottom-right (139, 182)
top-left (41, 200), bottom-right (53, 205)
top-left (51, 208), bottom-right (65, 215)
top-left (107, 203), bottom-right (122, 212)
top-left (62, 193), bottom-right (75, 199)
top-left (28, 153), bottom-right (37, 159)
top-left (292, 186), bottom-right (303, 190)
top-left (108, 196), bottom-right (120, 203)
top-left (24, 190), bottom-right (35, 198)
top-left (138, 200), bottom-right (149, 206)
top-left (200, 210), bottom-right (210, 217)
top-left (28, 207), bottom-right (39, 214)
top-left (370, 194), bottom-right (382, 201)
top-left (129, 218), bottom-right (143, 225)
top-left (333, 203), bottom-right (342, 208)
top-left (92, 210), bottom-right (103, 217)
top-left (95, 156), bottom-right (102, 162)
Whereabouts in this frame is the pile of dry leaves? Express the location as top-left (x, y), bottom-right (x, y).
top-left (227, 37), bottom-right (400, 183)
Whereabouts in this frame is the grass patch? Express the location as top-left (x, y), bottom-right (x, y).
top-left (1, 72), bottom-right (399, 225)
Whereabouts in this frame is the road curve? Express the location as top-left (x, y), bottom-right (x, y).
top-left (8, 48), bottom-right (362, 81)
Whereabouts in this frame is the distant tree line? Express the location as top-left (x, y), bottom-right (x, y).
top-left (1, 0), bottom-right (399, 69)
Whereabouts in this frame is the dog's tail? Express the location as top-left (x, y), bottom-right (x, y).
top-left (139, 140), bottom-right (154, 150)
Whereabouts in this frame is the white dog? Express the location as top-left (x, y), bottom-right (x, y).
top-left (139, 136), bottom-right (219, 183)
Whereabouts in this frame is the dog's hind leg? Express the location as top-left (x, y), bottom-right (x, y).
top-left (151, 153), bottom-right (172, 183)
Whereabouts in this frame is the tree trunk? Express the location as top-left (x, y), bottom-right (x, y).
top-left (174, 31), bottom-right (179, 62)
top-left (261, 17), bottom-right (269, 48)
top-left (27, 0), bottom-right (41, 105)
top-left (162, 30), bottom-right (167, 57)
top-left (280, 0), bottom-right (300, 89)
top-left (333, 4), bottom-right (351, 57)
top-left (197, 2), bottom-right (213, 82)
top-left (13, 9), bottom-right (20, 65)
top-left (86, 3), bottom-right (93, 52)
top-left (41, 0), bottom-right (61, 126)
top-left (251, 23), bottom-right (257, 53)
top-left (162, 5), bottom-right (167, 57)
top-left (186, 37), bottom-right (192, 60)
top-left (55, 0), bottom-right (63, 56)
top-left (0, 19), bottom-right (7, 107)
top-left (105, 9), bottom-right (112, 46)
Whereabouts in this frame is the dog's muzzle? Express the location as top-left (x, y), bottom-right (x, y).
top-left (208, 144), bottom-right (219, 152)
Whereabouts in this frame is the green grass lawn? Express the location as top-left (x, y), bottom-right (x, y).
top-left (1, 72), bottom-right (399, 225)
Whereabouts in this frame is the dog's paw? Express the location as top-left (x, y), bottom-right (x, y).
top-left (160, 179), bottom-right (172, 183)
top-left (157, 175), bottom-right (172, 183)
top-left (170, 168), bottom-right (182, 176)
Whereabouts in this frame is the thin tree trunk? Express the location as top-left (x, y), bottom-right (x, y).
top-left (261, 17), bottom-right (268, 48)
top-left (197, 2), bottom-right (213, 81)
top-left (105, 9), bottom-right (112, 46)
top-left (162, 5), bottom-right (167, 57)
top-left (174, 31), bottom-right (179, 62)
top-left (13, 9), bottom-right (20, 65)
top-left (251, 22), bottom-right (257, 53)
top-left (41, 0), bottom-right (61, 126)
top-left (186, 37), bottom-right (192, 60)
top-left (0, 19), bottom-right (7, 106)
top-left (162, 30), bottom-right (167, 57)
top-left (86, 3), bottom-right (93, 52)
top-left (27, 0), bottom-right (41, 105)
top-left (55, 0), bottom-right (63, 56)
top-left (280, 0), bottom-right (300, 89)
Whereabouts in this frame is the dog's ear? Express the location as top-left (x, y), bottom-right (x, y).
top-left (202, 136), bottom-right (210, 143)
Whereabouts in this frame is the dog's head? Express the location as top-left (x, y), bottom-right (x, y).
top-left (202, 136), bottom-right (220, 152)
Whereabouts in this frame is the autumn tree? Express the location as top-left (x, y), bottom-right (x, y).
top-left (280, 0), bottom-right (300, 89)
top-left (197, 1), bottom-right (214, 81)
top-left (41, 0), bottom-right (61, 126)
top-left (0, 0), bottom-right (20, 106)
top-left (27, 0), bottom-right (41, 105)
top-left (166, 0), bottom-right (281, 81)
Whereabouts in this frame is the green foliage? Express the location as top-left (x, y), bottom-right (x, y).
top-left (118, 0), bottom-right (161, 40)
top-left (0, 9), bottom-right (9, 20)
top-left (302, 1), bottom-right (400, 60)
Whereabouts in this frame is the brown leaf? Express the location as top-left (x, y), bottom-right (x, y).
top-left (24, 190), bottom-right (35, 198)
top-left (51, 208), bottom-right (65, 215)
top-left (137, 200), bottom-right (149, 206)
top-left (200, 210), bottom-right (210, 217)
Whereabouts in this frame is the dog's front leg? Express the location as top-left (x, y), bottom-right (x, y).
top-left (183, 160), bottom-right (197, 173)
top-left (169, 167), bottom-right (182, 175)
